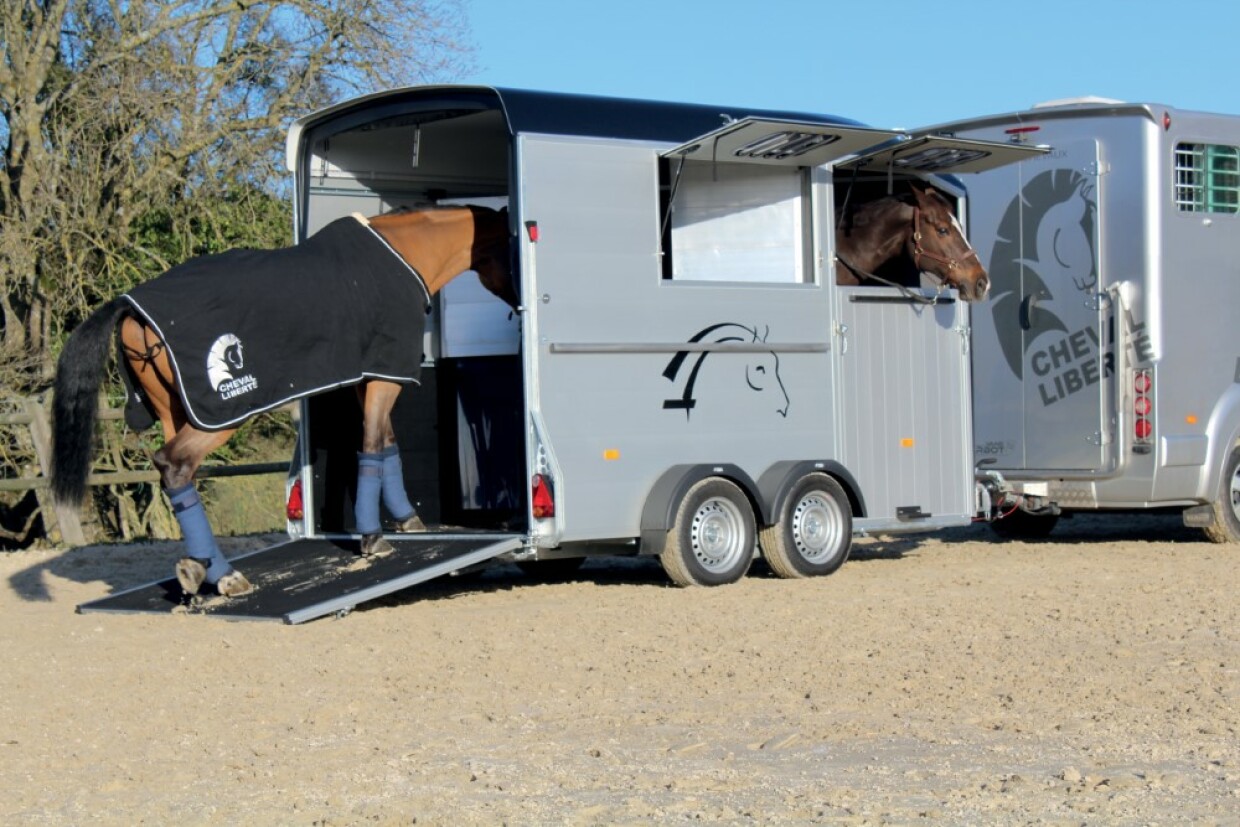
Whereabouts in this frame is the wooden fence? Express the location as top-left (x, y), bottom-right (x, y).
top-left (1, 397), bottom-right (287, 545)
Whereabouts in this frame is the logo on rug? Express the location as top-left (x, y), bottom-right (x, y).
top-left (207, 333), bottom-right (258, 400)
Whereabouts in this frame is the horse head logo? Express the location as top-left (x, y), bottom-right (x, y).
top-left (987, 169), bottom-right (1098, 379)
top-left (207, 333), bottom-right (245, 391)
top-left (663, 323), bottom-right (790, 420)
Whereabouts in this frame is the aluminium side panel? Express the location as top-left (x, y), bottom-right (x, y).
top-left (1156, 110), bottom-right (1240, 502)
top-left (962, 132), bottom-right (1113, 473)
top-left (516, 133), bottom-right (837, 543)
top-left (835, 289), bottom-right (974, 530)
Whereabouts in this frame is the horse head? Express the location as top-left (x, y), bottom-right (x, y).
top-left (907, 185), bottom-right (990, 302)
top-left (469, 206), bottom-right (519, 309)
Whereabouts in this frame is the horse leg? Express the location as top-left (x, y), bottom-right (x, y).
top-left (154, 426), bottom-right (252, 596)
top-left (121, 318), bottom-right (251, 596)
top-left (355, 380), bottom-right (424, 556)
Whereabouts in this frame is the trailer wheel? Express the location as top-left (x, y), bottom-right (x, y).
top-left (660, 478), bottom-right (755, 587)
top-left (759, 473), bottom-right (852, 579)
top-left (1202, 445), bottom-right (1240, 544)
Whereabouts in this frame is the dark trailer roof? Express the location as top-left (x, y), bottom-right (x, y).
top-left (286, 85), bottom-right (862, 166)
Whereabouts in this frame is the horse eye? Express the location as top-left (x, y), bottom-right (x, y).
top-left (937, 226), bottom-right (950, 236)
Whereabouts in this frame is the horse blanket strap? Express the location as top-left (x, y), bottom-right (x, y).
top-left (834, 253), bottom-right (944, 306)
top-left (120, 216), bottom-right (429, 431)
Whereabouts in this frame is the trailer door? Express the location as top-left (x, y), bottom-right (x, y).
top-left (836, 291), bottom-right (974, 527)
top-left (966, 139), bottom-right (1109, 471)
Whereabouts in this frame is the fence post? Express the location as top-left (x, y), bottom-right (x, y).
top-left (24, 397), bottom-right (88, 546)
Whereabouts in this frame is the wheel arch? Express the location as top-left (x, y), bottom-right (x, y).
top-left (756, 460), bottom-right (866, 526)
top-left (1200, 384), bottom-right (1240, 500)
top-left (639, 463), bottom-right (761, 557)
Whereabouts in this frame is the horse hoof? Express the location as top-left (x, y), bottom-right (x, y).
top-left (216, 570), bottom-right (254, 598)
top-left (395, 515), bottom-right (427, 533)
top-left (360, 534), bottom-right (394, 557)
top-left (175, 558), bottom-right (207, 595)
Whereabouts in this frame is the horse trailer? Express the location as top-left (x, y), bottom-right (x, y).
top-left (83, 86), bottom-right (1046, 622)
top-left (928, 99), bottom-right (1240, 541)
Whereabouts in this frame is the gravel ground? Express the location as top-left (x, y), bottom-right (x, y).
top-left (1, 513), bottom-right (1236, 825)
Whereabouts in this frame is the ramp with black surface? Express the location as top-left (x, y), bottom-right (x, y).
top-left (76, 534), bottom-right (522, 624)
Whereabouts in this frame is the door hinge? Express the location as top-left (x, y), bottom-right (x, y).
top-left (954, 324), bottom-right (971, 355)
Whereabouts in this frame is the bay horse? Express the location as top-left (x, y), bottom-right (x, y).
top-left (835, 184), bottom-right (989, 302)
top-left (51, 205), bottom-right (515, 597)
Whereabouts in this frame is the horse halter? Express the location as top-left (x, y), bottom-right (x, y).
top-left (909, 206), bottom-right (979, 279)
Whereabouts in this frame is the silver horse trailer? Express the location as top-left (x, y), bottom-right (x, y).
top-left (929, 99), bottom-right (1240, 542)
top-left (257, 86), bottom-right (1040, 621)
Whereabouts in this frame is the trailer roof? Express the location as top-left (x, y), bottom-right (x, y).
top-left (286, 85), bottom-right (861, 171)
top-left (915, 100), bottom-right (1164, 136)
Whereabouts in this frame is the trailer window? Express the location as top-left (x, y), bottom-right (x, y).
top-left (1174, 143), bottom-right (1240, 213)
top-left (661, 160), bottom-right (812, 283)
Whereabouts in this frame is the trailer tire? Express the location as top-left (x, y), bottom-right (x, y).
top-left (660, 478), bottom-right (755, 587)
top-left (989, 509), bottom-right (1059, 539)
top-left (759, 473), bottom-right (852, 578)
top-left (1201, 445), bottom-right (1240, 544)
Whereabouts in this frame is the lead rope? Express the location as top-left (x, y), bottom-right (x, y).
top-left (834, 252), bottom-right (945, 305)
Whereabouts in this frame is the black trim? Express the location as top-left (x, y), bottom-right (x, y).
top-left (848, 293), bottom-right (956, 305)
top-left (301, 85), bottom-right (860, 148)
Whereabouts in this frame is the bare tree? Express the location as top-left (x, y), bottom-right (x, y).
top-left (0, 0), bottom-right (473, 543)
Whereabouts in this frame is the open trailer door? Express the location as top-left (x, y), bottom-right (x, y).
top-left (839, 134), bottom-right (1050, 175)
top-left (663, 117), bottom-right (902, 166)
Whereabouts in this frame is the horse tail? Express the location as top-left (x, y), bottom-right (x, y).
top-left (51, 297), bottom-right (130, 506)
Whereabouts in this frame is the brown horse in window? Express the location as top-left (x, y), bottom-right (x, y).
top-left (835, 184), bottom-right (989, 302)
top-left (51, 206), bottom-right (515, 597)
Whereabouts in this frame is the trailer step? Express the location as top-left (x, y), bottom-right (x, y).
top-left (76, 534), bottom-right (522, 624)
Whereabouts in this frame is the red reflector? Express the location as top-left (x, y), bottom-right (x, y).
top-left (1134, 418), bottom-right (1152, 440)
top-left (286, 478), bottom-right (304, 521)
top-left (525, 220), bottom-right (539, 242)
top-left (531, 474), bottom-right (555, 519)
top-left (1163, 111), bottom-right (1172, 131)
top-left (1134, 396), bottom-right (1152, 416)
top-left (1134, 373), bottom-right (1151, 394)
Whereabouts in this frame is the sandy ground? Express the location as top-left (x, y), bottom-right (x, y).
top-left (1, 514), bottom-right (1237, 825)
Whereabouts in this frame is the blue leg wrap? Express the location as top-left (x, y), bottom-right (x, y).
top-left (167, 484), bottom-right (230, 584)
top-left (380, 444), bottom-right (416, 522)
top-left (355, 453), bottom-right (384, 535)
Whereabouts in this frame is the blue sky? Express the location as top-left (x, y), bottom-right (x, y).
top-left (463, 0), bottom-right (1239, 129)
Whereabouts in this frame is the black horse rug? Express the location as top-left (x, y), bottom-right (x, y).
top-left (120, 216), bottom-right (430, 431)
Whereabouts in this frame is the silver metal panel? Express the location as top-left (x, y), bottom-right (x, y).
top-left (964, 137), bottom-right (1110, 471)
top-left (841, 135), bottom-right (1050, 174)
top-left (664, 118), bottom-right (901, 167)
top-left (518, 134), bottom-right (839, 543)
top-left (836, 290), bottom-right (973, 525)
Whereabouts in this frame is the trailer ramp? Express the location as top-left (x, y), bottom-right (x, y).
top-left (76, 533), bottom-right (522, 624)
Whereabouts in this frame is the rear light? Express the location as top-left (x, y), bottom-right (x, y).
top-left (1133, 369), bottom-right (1153, 448)
top-left (531, 474), bottom-right (555, 519)
top-left (286, 477), bottom-right (304, 521)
